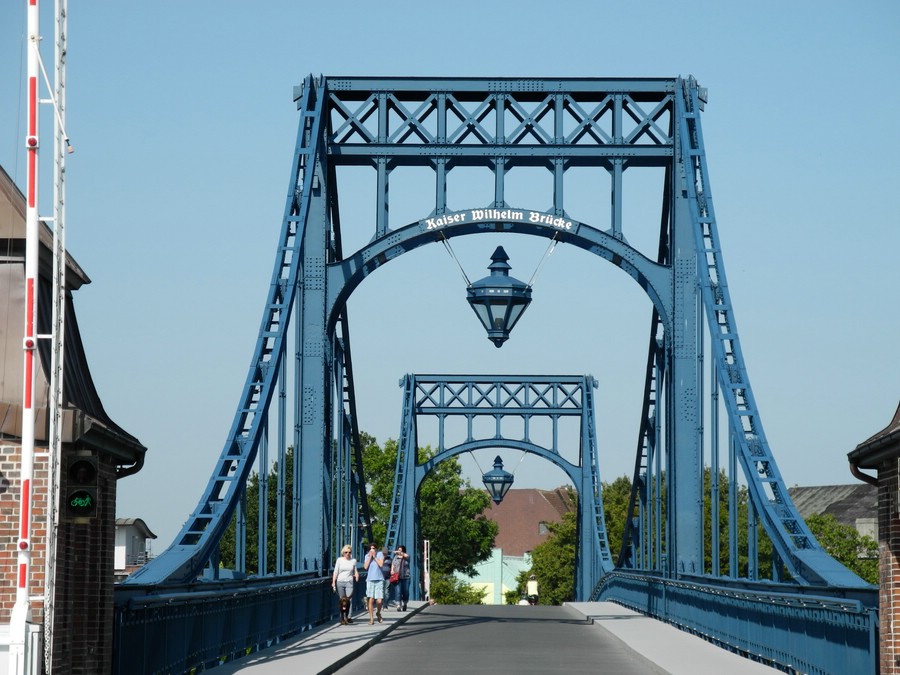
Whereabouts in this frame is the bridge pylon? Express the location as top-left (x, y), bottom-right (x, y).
top-left (116, 74), bottom-right (877, 675)
top-left (126, 74), bottom-right (869, 590)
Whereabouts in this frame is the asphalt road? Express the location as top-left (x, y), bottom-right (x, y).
top-left (334, 603), bottom-right (668, 674)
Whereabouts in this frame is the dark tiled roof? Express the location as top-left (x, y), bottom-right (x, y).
top-left (787, 484), bottom-right (876, 527)
top-left (848, 401), bottom-right (900, 468)
top-left (483, 487), bottom-right (575, 557)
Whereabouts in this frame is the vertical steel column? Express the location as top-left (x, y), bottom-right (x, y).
top-left (297, 143), bottom-right (331, 572)
top-left (375, 92), bottom-right (389, 237)
top-left (276, 358), bottom-right (286, 574)
top-left (257, 424), bottom-right (268, 574)
top-left (610, 94), bottom-right (624, 238)
top-left (669, 187), bottom-right (702, 575)
top-left (435, 93), bottom-right (447, 214)
top-left (493, 94), bottom-right (505, 207)
top-left (290, 81), bottom-right (326, 576)
top-left (579, 377), bottom-right (610, 598)
top-left (710, 360), bottom-right (720, 576)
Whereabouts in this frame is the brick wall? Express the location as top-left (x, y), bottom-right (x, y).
top-left (880, 459), bottom-right (899, 674)
top-left (0, 444), bottom-right (48, 625)
top-left (0, 443), bottom-right (118, 675)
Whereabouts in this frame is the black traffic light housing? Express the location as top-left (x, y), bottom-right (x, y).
top-left (66, 454), bottom-right (98, 519)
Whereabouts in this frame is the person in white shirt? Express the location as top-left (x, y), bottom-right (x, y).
top-left (331, 544), bottom-right (359, 625)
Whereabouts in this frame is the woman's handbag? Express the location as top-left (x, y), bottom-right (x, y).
top-left (389, 571), bottom-right (400, 584)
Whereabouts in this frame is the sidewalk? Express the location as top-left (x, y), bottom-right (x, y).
top-left (211, 602), bottom-right (426, 675)
top-left (211, 601), bottom-right (779, 675)
top-left (566, 602), bottom-right (779, 675)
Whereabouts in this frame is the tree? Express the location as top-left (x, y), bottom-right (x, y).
top-left (601, 475), bottom-right (633, 561)
top-left (361, 438), bottom-right (498, 591)
top-left (219, 447), bottom-right (295, 575)
top-left (806, 513), bottom-right (878, 584)
top-left (358, 433), bottom-right (395, 546)
top-left (512, 495), bottom-right (578, 605)
top-left (430, 573), bottom-right (487, 605)
top-left (417, 452), bottom-right (497, 577)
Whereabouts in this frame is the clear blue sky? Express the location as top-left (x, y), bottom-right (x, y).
top-left (2, 1), bottom-right (898, 550)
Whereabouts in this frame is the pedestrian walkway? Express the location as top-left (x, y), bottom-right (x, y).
top-left (210, 601), bottom-right (779, 674)
top-left (212, 602), bottom-right (426, 675)
top-left (567, 602), bottom-right (779, 675)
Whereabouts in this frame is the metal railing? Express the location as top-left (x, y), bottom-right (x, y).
top-left (597, 571), bottom-right (878, 675)
top-left (113, 574), bottom-right (365, 674)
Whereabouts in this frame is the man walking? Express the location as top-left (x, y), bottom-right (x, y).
top-left (363, 543), bottom-right (385, 624)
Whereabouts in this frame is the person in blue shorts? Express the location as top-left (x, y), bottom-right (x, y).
top-left (363, 542), bottom-right (385, 624)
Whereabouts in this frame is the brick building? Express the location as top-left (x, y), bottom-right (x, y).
top-left (0, 165), bottom-right (146, 674)
top-left (460, 487), bottom-right (575, 603)
top-left (848, 401), bottom-right (900, 675)
top-left (483, 487), bottom-right (575, 556)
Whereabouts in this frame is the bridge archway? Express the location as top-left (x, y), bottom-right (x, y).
top-left (325, 207), bottom-right (673, 336)
top-left (129, 73), bottom-right (867, 598)
top-left (387, 374), bottom-right (611, 601)
top-left (116, 75), bottom-right (877, 675)
top-left (413, 439), bottom-right (586, 601)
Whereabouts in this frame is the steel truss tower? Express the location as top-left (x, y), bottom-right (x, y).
top-left (126, 76), bottom-right (866, 595)
top-left (387, 374), bottom-right (613, 601)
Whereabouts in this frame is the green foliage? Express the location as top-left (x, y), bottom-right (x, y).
top-left (361, 439), bottom-right (498, 577)
top-left (219, 448), bottom-right (295, 574)
top-left (504, 570), bottom-right (529, 604)
top-left (219, 435), bottom-right (497, 582)
top-left (516, 493), bottom-right (578, 605)
top-left (601, 475), bottom-right (633, 560)
top-left (418, 453), bottom-right (497, 576)
top-left (358, 433), bottom-right (395, 546)
top-left (604, 468), bottom-right (880, 584)
top-left (806, 513), bottom-right (878, 584)
top-left (429, 573), bottom-right (486, 605)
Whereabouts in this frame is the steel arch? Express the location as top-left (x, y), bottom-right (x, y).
top-left (385, 374), bottom-right (613, 601)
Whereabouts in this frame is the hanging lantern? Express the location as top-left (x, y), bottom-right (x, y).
top-left (482, 456), bottom-right (514, 505)
top-left (466, 246), bottom-right (532, 348)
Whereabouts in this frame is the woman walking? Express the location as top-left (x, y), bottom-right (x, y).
top-left (331, 545), bottom-right (359, 625)
top-left (391, 545), bottom-right (411, 611)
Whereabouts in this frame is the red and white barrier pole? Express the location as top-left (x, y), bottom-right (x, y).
top-left (8, 0), bottom-right (41, 672)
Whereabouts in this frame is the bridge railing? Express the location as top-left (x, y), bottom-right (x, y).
top-left (597, 571), bottom-right (878, 675)
top-left (112, 574), bottom-right (365, 675)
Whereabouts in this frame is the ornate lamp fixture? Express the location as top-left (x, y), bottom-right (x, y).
top-left (466, 246), bottom-right (532, 348)
top-left (482, 456), bottom-right (514, 505)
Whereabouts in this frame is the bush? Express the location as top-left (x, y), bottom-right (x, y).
top-left (429, 573), bottom-right (486, 604)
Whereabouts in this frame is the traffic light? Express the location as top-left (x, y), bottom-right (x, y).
top-left (66, 454), bottom-right (98, 519)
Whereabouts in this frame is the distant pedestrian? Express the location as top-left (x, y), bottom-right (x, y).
top-left (380, 547), bottom-right (393, 608)
top-left (363, 542), bottom-right (385, 624)
top-left (331, 544), bottom-right (359, 625)
top-left (526, 574), bottom-right (539, 605)
top-left (391, 545), bottom-right (411, 611)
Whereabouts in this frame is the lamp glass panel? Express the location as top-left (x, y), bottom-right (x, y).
top-left (471, 302), bottom-right (492, 330)
top-left (506, 303), bottom-right (528, 330)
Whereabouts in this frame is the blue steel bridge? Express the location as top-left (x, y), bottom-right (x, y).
top-left (111, 76), bottom-right (877, 675)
